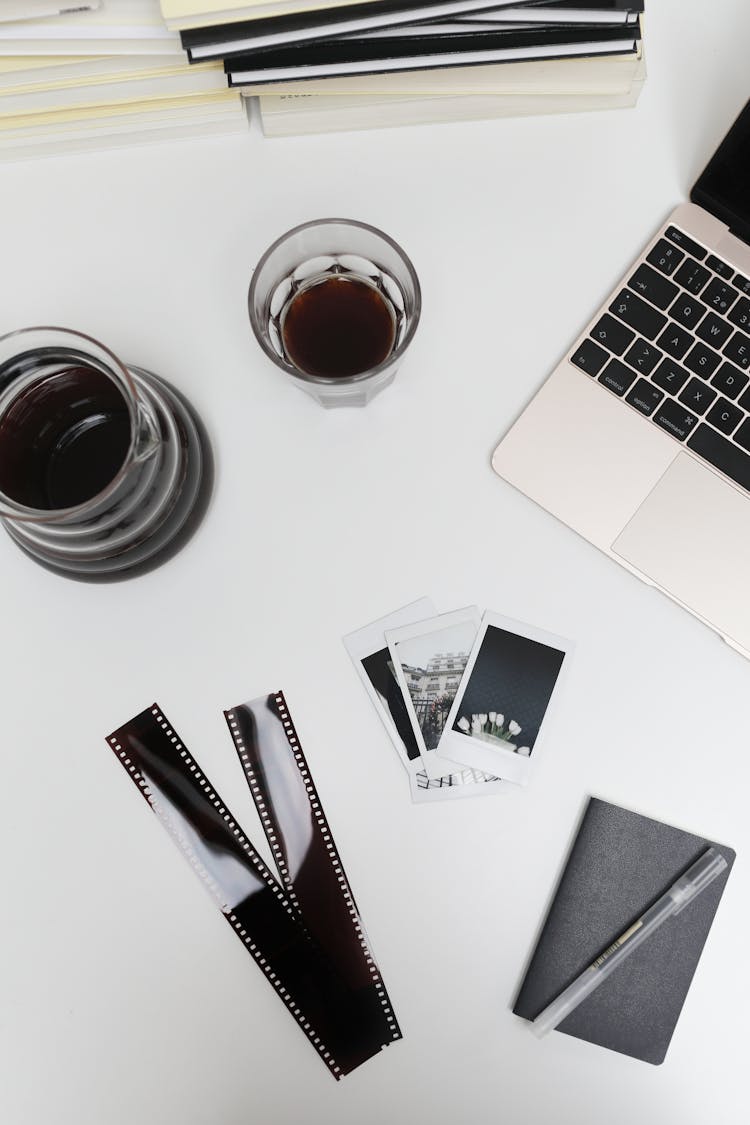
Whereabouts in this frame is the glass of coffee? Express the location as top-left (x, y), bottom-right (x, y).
top-left (248, 218), bottom-right (421, 408)
top-left (0, 327), bottom-right (212, 581)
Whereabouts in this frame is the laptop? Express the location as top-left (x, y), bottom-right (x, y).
top-left (492, 98), bottom-right (750, 659)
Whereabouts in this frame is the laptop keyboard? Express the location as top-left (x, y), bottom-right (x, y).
top-left (569, 224), bottom-right (750, 493)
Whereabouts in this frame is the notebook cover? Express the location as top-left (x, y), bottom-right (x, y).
top-left (513, 798), bottom-right (735, 1064)
top-left (181, 1), bottom-right (542, 58)
top-left (241, 46), bottom-right (641, 94)
top-left (225, 26), bottom-right (636, 82)
top-left (554, 2), bottom-right (644, 9)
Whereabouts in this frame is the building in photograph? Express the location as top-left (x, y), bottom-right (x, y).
top-left (401, 652), bottom-right (469, 704)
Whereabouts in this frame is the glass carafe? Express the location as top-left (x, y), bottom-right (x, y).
top-left (0, 327), bottom-right (212, 581)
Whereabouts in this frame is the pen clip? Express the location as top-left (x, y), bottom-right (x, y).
top-left (671, 847), bottom-right (728, 914)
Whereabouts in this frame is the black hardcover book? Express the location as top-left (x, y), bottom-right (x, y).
top-left (513, 798), bottom-right (734, 1064)
top-left (225, 24), bottom-right (637, 83)
top-left (554, 1), bottom-right (643, 9)
top-left (181, 0), bottom-right (596, 61)
top-left (183, 2), bottom-right (644, 62)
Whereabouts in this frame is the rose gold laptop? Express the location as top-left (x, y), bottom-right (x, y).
top-left (492, 99), bottom-right (750, 658)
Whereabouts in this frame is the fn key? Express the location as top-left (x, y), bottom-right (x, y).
top-left (570, 338), bottom-right (608, 376)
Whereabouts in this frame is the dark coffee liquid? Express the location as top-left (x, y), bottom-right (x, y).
top-left (0, 362), bottom-right (213, 582)
top-left (0, 365), bottom-right (130, 510)
top-left (281, 275), bottom-right (396, 379)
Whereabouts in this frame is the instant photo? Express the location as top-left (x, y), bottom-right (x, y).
top-left (438, 612), bottom-right (572, 785)
top-left (344, 597), bottom-right (436, 774)
top-left (361, 646), bottom-right (422, 762)
top-left (409, 763), bottom-right (508, 804)
top-left (344, 601), bottom-right (508, 803)
top-left (386, 607), bottom-right (481, 779)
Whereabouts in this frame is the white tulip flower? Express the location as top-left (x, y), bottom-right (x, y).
top-left (488, 711), bottom-right (496, 723)
top-left (471, 717), bottom-right (483, 734)
top-left (478, 713), bottom-right (488, 726)
top-left (508, 720), bottom-right (521, 737)
top-left (516, 746), bottom-right (531, 757)
top-left (457, 717), bottom-right (470, 733)
top-left (496, 714), bottom-right (504, 727)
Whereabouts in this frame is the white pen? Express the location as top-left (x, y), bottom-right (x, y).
top-left (531, 846), bottom-right (728, 1038)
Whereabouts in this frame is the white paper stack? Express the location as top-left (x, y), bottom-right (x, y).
top-left (156, 1), bottom-right (647, 137)
top-left (0, 0), bottom-right (248, 159)
top-left (258, 48), bottom-right (646, 136)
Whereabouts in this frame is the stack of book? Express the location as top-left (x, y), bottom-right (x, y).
top-left (0, 1), bottom-right (248, 160)
top-left (161, 0), bottom-right (646, 137)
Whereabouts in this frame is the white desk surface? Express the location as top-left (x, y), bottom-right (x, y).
top-left (1, 3), bottom-right (749, 1123)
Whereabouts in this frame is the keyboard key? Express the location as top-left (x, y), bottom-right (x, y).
top-left (738, 385), bottom-right (750, 412)
top-left (609, 289), bottom-right (667, 340)
top-left (598, 359), bottom-right (636, 397)
top-left (657, 323), bottom-right (692, 359)
top-left (624, 339), bottom-right (662, 375)
top-left (670, 294), bottom-right (706, 331)
top-left (571, 339), bottom-right (608, 376)
top-left (653, 358), bottom-right (690, 395)
top-left (678, 376), bottom-right (717, 414)
top-left (696, 311), bottom-right (733, 348)
top-left (687, 424), bottom-right (750, 492)
top-left (706, 397), bottom-right (743, 435)
top-left (625, 378), bottom-right (664, 416)
top-left (706, 254), bottom-right (734, 279)
top-left (674, 258), bottom-right (710, 295)
top-left (733, 273), bottom-right (750, 297)
top-left (712, 362), bottom-right (749, 399)
top-left (646, 238), bottom-right (684, 276)
top-left (654, 398), bottom-right (699, 441)
top-left (628, 264), bottom-right (679, 310)
top-left (703, 277), bottom-right (737, 314)
top-left (723, 331), bottom-right (750, 370)
top-left (735, 419), bottom-right (750, 454)
top-left (589, 313), bottom-right (635, 355)
top-left (684, 342), bottom-right (721, 379)
top-left (728, 296), bottom-right (750, 330)
top-left (665, 226), bottom-right (707, 260)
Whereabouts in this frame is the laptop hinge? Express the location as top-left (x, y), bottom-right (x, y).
top-left (690, 188), bottom-right (750, 251)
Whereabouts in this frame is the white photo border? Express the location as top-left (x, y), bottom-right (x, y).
top-left (436, 611), bottom-right (573, 786)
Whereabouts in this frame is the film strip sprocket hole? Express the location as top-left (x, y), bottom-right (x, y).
top-left (106, 692), bottom-right (401, 1079)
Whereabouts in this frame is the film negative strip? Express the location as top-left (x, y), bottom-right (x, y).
top-left (106, 692), bottom-right (401, 1079)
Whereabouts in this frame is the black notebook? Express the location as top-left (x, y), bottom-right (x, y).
top-left (183, 1), bottom-right (542, 61)
top-left (225, 26), bottom-right (637, 83)
top-left (182, 1), bottom-right (643, 62)
top-left (513, 798), bottom-right (735, 1064)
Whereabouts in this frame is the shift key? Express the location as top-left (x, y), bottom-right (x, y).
top-left (609, 289), bottom-right (667, 340)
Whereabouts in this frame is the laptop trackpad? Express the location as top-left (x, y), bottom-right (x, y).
top-left (613, 453), bottom-right (750, 651)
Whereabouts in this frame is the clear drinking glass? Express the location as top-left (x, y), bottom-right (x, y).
top-left (0, 326), bottom-right (213, 581)
top-left (248, 218), bottom-right (421, 408)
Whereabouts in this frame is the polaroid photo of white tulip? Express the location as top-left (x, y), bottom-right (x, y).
top-left (436, 612), bottom-right (573, 786)
top-left (385, 607), bottom-right (482, 779)
top-left (344, 600), bottom-right (508, 803)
